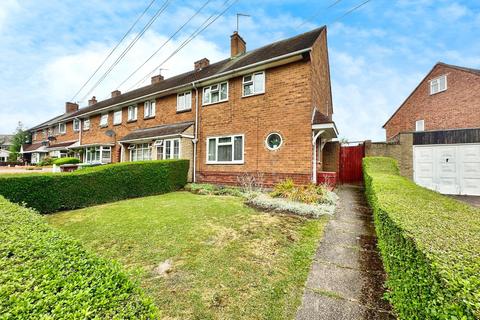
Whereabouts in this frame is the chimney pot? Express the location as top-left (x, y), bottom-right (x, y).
top-left (88, 96), bottom-right (97, 106)
top-left (111, 90), bottom-right (121, 98)
top-left (194, 58), bottom-right (210, 71)
top-left (151, 74), bottom-right (164, 84)
top-left (230, 31), bottom-right (246, 58)
top-left (65, 102), bottom-right (79, 114)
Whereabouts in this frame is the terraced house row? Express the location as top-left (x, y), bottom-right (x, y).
top-left (21, 27), bottom-right (338, 185)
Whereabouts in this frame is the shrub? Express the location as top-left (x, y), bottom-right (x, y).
top-left (0, 195), bottom-right (157, 318)
top-left (363, 157), bottom-right (480, 319)
top-left (0, 160), bottom-right (189, 213)
top-left (37, 156), bottom-right (55, 167)
top-left (53, 157), bottom-right (80, 165)
top-left (185, 183), bottom-right (243, 197)
top-left (246, 193), bottom-right (336, 218)
top-left (270, 179), bottom-right (335, 205)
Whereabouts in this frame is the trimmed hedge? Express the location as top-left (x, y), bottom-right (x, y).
top-left (0, 195), bottom-right (157, 318)
top-left (363, 157), bottom-right (480, 319)
top-left (53, 157), bottom-right (80, 165)
top-left (0, 160), bottom-right (189, 213)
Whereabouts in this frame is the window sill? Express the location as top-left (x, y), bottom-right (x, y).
top-left (176, 108), bottom-right (192, 114)
top-left (83, 128), bottom-right (90, 131)
top-left (113, 123), bottom-right (122, 126)
top-left (241, 92), bottom-right (265, 98)
top-left (100, 125), bottom-right (108, 128)
top-left (144, 116), bottom-right (155, 120)
top-left (206, 161), bottom-right (244, 165)
top-left (202, 100), bottom-right (228, 107)
top-left (127, 119), bottom-right (137, 123)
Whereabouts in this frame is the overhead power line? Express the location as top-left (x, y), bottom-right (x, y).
top-left (79, 0), bottom-right (171, 102)
top-left (295, 0), bottom-right (343, 30)
top-left (70, 0), bottom-right (157, 102)
top-left (331, 0), bottom-right (372, 23)
top-left (128, 0), bottom-right (239, 90)
top-left (116, 0), bottom-right (212, 90)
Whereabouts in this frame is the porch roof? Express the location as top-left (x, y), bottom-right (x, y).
top-left (21, 142), bottom-right (48, 153)
top-left (119, 121), bottom-right (194, 143)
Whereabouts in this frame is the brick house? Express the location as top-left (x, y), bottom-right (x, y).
top-left (382, 62), bottom-right (480, 195)
top-left (22, 27), bottom-right (338, 185)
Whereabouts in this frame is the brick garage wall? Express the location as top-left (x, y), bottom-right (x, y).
top-left (196, 60), bottom-right (315, 185)
top-left (384, 64), bottom-right (480, 141)
top-left (365, 133), bottom-right (413, 179)
top-left (322, 141), bottom-right (340, 173)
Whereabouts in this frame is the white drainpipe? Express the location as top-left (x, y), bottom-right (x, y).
top-left (312, 130), bottom-right (324, 184)
top-left (192, 82), bottom-right (199, 183)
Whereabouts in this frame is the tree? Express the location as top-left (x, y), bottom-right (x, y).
top-left (8, 122), bottom-right (30, 162)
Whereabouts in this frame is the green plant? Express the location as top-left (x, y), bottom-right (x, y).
top-left (37, 156), bottom-right (55, 167)
top-left (363, 157), bottom-right (480, 319)
top-left (53, 157), bottom-right (81, 165)
top-left (0, 195), bottom-right (157, 318)
top-left (185, 183), bottom-right (243, 197)
top-left (270, 179), bottom-right (333, 205)
top-left (0, 160), bottom-right (189, 213)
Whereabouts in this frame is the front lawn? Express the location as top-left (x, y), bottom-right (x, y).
top-left (47, 191), bottom-right (328, 319)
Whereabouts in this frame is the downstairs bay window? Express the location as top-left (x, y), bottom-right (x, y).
top-left (154, 138), bottom-right (180, 160)
top-left (129, 143), bottom-right (152, 161)
top-left (206, 135), bottom-right (244, 164)
top-left (85, 146), bottom-right (111, 164)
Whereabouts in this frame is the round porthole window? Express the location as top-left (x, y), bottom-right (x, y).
top-left (266, 133), bottom-right (283, 150)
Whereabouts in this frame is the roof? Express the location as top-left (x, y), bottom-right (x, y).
top-left (0, 134), bottom-right (13, 146)
top-left (22, 142), bottom-right (46, 152)
top-left (119, 121), bottom-right (194, 142)
top-left (30, 113), bottom-right (72, 131)
top-left (312, 109), bottom-right (333, 125)
top-left (30, 27), bottom-right (326, 130)
top-left (383, 61), bottom-right (480, 128)
top-left (48, 140), bottom-right (78, 149)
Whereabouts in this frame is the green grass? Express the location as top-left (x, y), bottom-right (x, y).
top-left (47, 192), bottom-right (328, 320)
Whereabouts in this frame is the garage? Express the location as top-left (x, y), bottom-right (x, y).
top-left (413, 129), bottom-right (480, 196)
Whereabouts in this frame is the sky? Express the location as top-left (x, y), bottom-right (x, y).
top-left (0, 0), bottom-right (479, 141)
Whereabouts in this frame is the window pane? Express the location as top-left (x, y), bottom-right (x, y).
top-left (165, 140), bottom-right (171, 159)
top-left (173, 140), bottom-right (180, 159)
top-left (218, 137), bottom-right (231, 143)
top-left (186, 92), bottom-right (191, 109)
top-left (220, 83), bottom-right (228, 100)
top-left (211, 91), bottom-right (219, 103)
top-left (157, 145), bottom-right (164, 160)
top-left (208, 139), bottom-right (216, 161)
top-left (439, 76), bottom-right (446, 90)
top-left (244, 84), bottom-right (253, 96)
top-left (234, 136), bottom-right (243, 160)
top-left (203, 88), bottom-right (210, 104)
top-left (254, 73), bottom-right (264, 93)
top-left (243, 75), bottom-right (252, 83)
top-left (218, 145), bottom-right (232, 162)
top-left (178, 94), bottom-right (184, 109)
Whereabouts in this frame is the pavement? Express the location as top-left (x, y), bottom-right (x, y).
top-left (449, 195), bottom-right (480, 208)
top-left (296, 185), bottom-right (395, 320)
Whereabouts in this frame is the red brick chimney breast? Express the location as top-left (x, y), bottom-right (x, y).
top-left (151, 74), bottom-right (164, 84)
top-left (230, 31), bottom-right (246, 57)
top-left (88, 96), bottom-right (97, 106)
top-left (194, 58), bottom-right (210, 71)
top-left (65, 102), bottom-right (79, 113)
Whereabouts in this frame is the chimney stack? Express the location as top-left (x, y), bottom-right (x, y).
top-left (111, 90), bottom-right (121, 98)
top-left (65, 102), bottom-right (79, 114)
top-left (230, 31), bottom-right (246, 58)
top-left (194, 58), bottom-right (210, 71)
top-left (151, 74), bottom-right (164, 84)
top-left (88, 96), bottom-right (97, 106)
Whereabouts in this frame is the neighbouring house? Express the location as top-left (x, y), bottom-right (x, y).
top-left (380, 62), bottom-right (480, 196)
top-left (22, 27), bottom-right (338, 185)
top-left (0, 135), bottom-right (13, 162)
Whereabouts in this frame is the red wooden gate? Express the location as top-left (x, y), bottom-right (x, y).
top-left (339, 144), bottom-right (365, 184)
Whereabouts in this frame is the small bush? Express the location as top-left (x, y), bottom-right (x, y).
top-left (53, 157), bottom-right (80, 165)
top-left (0, 160), bottom-right (189, 213)
top-left (185, 183), bottom-right (243, 197)
top-left (363, 157), bottom-right (480, 319)
top-left (270, 179), bottom-right (335, 205)
top-left (37, 156), bottom-right (56, 167)
top-left (0, 195), bottom-right (157, 318)
top-left (247, 193), bottom-right (336, 218)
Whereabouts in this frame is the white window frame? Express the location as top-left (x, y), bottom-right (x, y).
top-left (242, 71), bottom-right (265, 97)
top-left (202, 81), bottom-right (228, 106)
top-left (177, 91), bottom-right (192, 112)
top-left (144, 100), bottom-right (156, 118)
top-left (128, 105), bottom-right (137, 121)
top-left (113, 109), bottom-right (122, 125)
top-left (429, 75), bottom-right (447, 95)
top-left (58, 123), bottom-right (66, 134)
top-left (85, 146), bottom-right (111, 164)
top-left (129, 143), bottom-right (152, 161)
top-left (265, 132), bottom-right (283, 150)
top-left (73, 119), bottom-right (80, 132)
top-left (415, 119), bottom-right (425, 132)
top-left (154, 138), bottom-right (181, 160)
top-left (33, 132), bottom-right (37, 141)
top-left (206, 134), bottom-right (244, 164)
top-left (100, 113), bottom-right (108, 127)
top-left (83, 118), bottom-right (90, 130)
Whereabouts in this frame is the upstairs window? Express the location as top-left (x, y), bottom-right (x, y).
top-left (144, 100), bottom-right (156, 118)
top-left (128, 105), bottom-right (137, 121)
top-left (83, 118), bottom-right (90, 130)
top-left (73, 119), bottom-right (80, 132)
top-left (203, 82), bottom-right (228, 105)
top-left (113, 109), bottom-right (122, 125)
top-left (415, 119), bottom-right (425, 132)
top-left (58, 123), bottom-right (66, 134)
top-left (243, 72), bottom-right (265, 96)
top-left (207, 135), bottom-right (244, 164)
top-left (430, 75), bottom-right (447, 95)
top-left (100, 113), bottom-right (108, 127)
top-left (177, 91), bottom-right (192, 112)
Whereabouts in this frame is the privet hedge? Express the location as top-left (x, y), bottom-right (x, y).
top-left (0, 196), bottom-right (158, 318)
top-left (0, 160), bottom-right (189, 213)
top-left (363, 157), bottom-right (480, 319)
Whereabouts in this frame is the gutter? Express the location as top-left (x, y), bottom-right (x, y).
top-left (60, 48), bottom-right (312, 122)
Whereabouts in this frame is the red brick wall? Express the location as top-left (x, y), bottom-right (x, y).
top-left (385, 64), bottom-right (480, 141)
top-left (322, 141), bottom-right (340, 173)
top-left (310, 29), bottom-right (333, 119)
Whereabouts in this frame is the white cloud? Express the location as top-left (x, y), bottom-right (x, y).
top-left (438, 2), bottom-right (470, 22)
top-left (0, 0), bottom-right (19, 33)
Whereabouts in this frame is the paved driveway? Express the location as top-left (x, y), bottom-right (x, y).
top-left (449, 195), bottom-right (480, 208)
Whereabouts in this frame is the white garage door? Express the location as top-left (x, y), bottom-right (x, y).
top-left (413, 144), bottom-right (480, 196)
